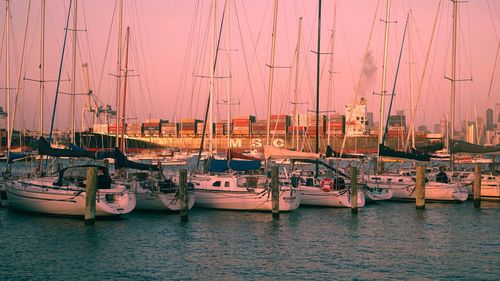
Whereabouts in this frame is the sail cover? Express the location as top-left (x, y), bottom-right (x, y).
top-left (325, 145), bottom-right (365, 159)
top-left (38, 137), bottom-right (95, 158)
top-left (379, 144), bottom-right (430, 162)
top-left (264, 145), bottom-right (320, 160)
top-left (113, 148), bottom-right (159, 171)
top-left (449, 140), bottom-right (500, 155)
top-left (209, 158), bottom-right (261, 173)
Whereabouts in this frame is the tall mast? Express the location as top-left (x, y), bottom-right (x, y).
top-left (115, 0), bottom-right (123, 147)
top-left (315, 0), bottom-right (322, 176)
top-left (327, 0), bottom-right (338, 146)
top-left (378, 0), bottom-right (391, 147)
top-left (450, 0), bottom-right (458, 142)
top-left (226, 0), bottom-right (232, 152)
top-left (40, 0), bottom-right (45, 136)
top-left (120, 27), bottom-right (130, 151)
top-left (70, 0), bottom-right (78, 145)
top-left (5, 0), bottom-right (10, 154)
top-left (266, 0), bottom-right (279, 146)
top-left (209, 0), bottom-right (216, 155)
top-left (292, 17), bottom-right (302, 150)
top-left (408, 10), bottom-right (415, 148)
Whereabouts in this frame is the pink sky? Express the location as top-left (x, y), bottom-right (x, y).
top-left (2, 0), bottom-right (500, 132)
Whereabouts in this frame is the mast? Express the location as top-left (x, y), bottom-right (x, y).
top-left (327, 0), bottom-right (337, 146)
top-left (226, 0), bottom-right (232, 153)
top-left (377, 0), bottom-right (391, 173)
top-left (379, 0), bottom-right (391, 146)
top-left (5, 0), bottom-right (10, 158)
top-left (40, 0), bottom-right (45, 137)
top-left (408, 10), bottom-right (415, 148)
top-left (315, 0), bottom-right (322, 176)
top-left (209, 0), bottom-right (216, 155)
top-left (266, 0), bottom-right (279, 146)
top-left (115, 0), bottom-right (123, 147)
top-left (120, 27), bottom-right (130, 151)
top-left (70, 0), bottom-right (78, 145)
top-left (450, 0), bottom-right (457, 142)
top-left (292, 17), bottom-right (302, 150)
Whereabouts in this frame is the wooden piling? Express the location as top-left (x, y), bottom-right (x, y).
top-left (473, 163), bottom-right (481, 208)
top-left (179, 169), bottom-right (189, 222)
top-left (84, 167), bottom-right (98, 225)
top-left (415, 165), bottom-right (425, 209)
top-left (349, 167), bottom-right (358, 214)
top-left (271, 166), bottom-right (279, 218)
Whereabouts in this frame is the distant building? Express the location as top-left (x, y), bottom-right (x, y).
top-left (345, 98), bottom-right (368, 136)
top-left (388, 115), bottom-right (406, 127)
top-left (477, 117), bottom-right (485, 144)
top-left (486, 108), bottom-right (493, 131)
top-left (366, 112), bottom-right (374, 130)
top-left (418, 125), bottom-right (428, 133)
top-left (440, 118), bottom-right (448, 137)
top-left (434, 124), bottom-right (441, 134)
top-left (495, 103), bottom-right (500, 126)
top-left (466, 122), bottom-right (476, 144)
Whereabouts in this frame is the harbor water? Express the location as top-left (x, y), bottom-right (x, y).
top-left (1, 160), bottom-right (499, 280)
top-left (1, 200), bottom-right (499, 280)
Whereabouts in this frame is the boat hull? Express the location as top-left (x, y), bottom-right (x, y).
top-left (135, 190), bottom-right (195, 211)
top-left (4, 177), bottom-right (136, 216)
top-left (194, 188), bottom-right (300, 211)
top-left (300, 186), bottom-right (365, 208)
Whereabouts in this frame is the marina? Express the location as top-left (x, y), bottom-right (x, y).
top-left (0, 0), bottom-right (500, 280)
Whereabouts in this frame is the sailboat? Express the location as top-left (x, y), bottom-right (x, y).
top-left (275, 0), bottom-right (364, 208)
top-left (188, 0), bottom-right (301, 212)
top-left (362, 2), bottom-right (467, 202)
top-left (4, 1), bottom-right (136, 217)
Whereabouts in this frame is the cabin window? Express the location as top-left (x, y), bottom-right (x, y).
top-left (213, 181), bottom-right (221, 187)
top-left (224, 181), bottom-right (230, 187)
top-left (387, 178), bottom-right (392, 182)
top-left (398, 179), bottom-right (403, 182)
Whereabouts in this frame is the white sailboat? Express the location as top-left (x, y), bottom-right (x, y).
top-left (4, 1), bottom-right (136, 217)
top-left (5, 165), bottom-right (136, 216)
top-left (188, 0), bottom-right (301, 212)
top-left (361, 1), bottom-right (467, 203)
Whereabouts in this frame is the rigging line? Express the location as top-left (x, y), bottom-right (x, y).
top-left (132, 1), bottom-right (156, 118)
top-left (405, 0), bottom-right (442, 149)
top-left (8, 0), bottom-right (32, 164)
top-left (339, 0), bottom-right (382, 157)
top-left (382, 13), bottom-right (409, 145)
top-left (487, 0), bottom-right (499, 42)
top-left (96, 0), bottom-right (117, 106)
top-left (240, 0), bottom-right (271, 118)
top-left (234, 1), bottom-right (258, 116)
top-left (193, 0), bottom-right (227, 173)
top-left (173, 1), bottom-right (202, 122)
top-left (48, 0), bottom-right (73, 144)
top-left (190, 7), bottom-right (211, 118)
top-left (80, 0), bottom-right (98, 105)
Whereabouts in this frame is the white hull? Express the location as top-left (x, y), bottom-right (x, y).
top-left (481, 176), bottom-right (500, 200)
top-left (363, 187), bottom-right (393, 202)
top-left (364, 174), bottom-right (468, 202)
top-left (300, 186), bottom-right (365, 208)
top-left (190, 174), bottom-right (301, 211)
top-left (5, 177), bottom-right (136, 216)
top-left (135, 189), bottom-right (195, 211)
